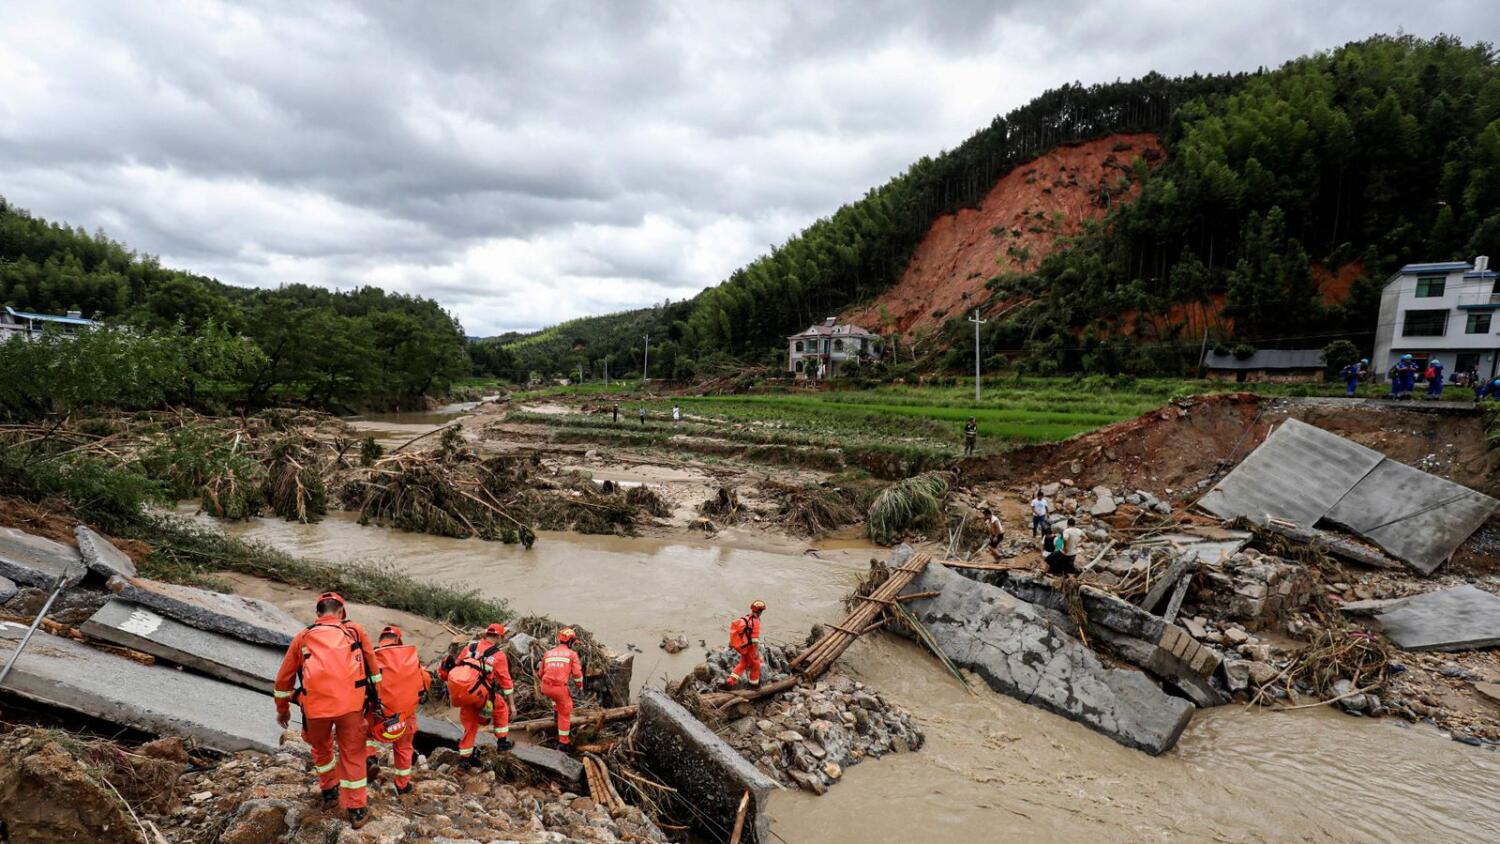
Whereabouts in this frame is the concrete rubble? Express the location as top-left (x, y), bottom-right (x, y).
top-left (73, 525), bottom-right (138, 579)
top-left (693, 643), bottom-right (924, 793)
top-left (0, 626), bottom-right (282, 752)
top-left (107, 575), bottom-right (302, 647)
top-left (1369, 585), bottom-right (1500, 651)
top-left (0, 575), bottom-right (15, 604)
top-left (0, 527), bottom-right (86, 589)
top-left (899, 564), bottom-right (1195, 754)
top-left (635, 687), bottom-right (777, 844)
top-left (1200, 418), bottom-right (1497, 573)
top-left (80, 598), bottom-right (284, 692)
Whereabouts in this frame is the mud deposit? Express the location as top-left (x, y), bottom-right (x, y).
top-left (212, 517), bottom-right (1500, 843)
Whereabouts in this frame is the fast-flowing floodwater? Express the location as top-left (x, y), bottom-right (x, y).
top-left (218, 514), bottom-right (1500, 842)
top-left (345, 402), bottom-right (484, 445)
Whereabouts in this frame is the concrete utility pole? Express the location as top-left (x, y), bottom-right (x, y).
top-left (969, 309), bottom-right (987, 402)
top-left (642, 335), bottom-right (650, 381)
top-left (578, 363), bottom-right (584, 384)
top-left (604, 355), bottom-right (609, 387)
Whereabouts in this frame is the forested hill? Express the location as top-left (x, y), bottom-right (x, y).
top-left (505, 34), bottom-right (1500, 379)
top-left (0, 198), bottom-right (469, 409)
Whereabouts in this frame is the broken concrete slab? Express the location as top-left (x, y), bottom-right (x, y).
top-left (1138, 530), bottom-right (1252, 566)
top-left (0, 629), bottom-right (281, 752)
top-left (1473, 682), bottom-right (1500, 706)
top-left (904, 565), bottom-right (1194, 754)
top-left (510, 743), bottom-right (583, 784)
top-left (0, 576), bottom-right (15, 604)
top-left (73, 526), bottom-right (137, 579)
top-left (1200, 419), bottom-right (1385, 527)
top-left (1325, 458), bottom-right (1498, 574)
top-left (0, 528), bottom-right (85, 590)
top-left (1372, 585), bottom-right (1500, 651)
top-left (81, 599), bottom-right (283, 692)
top-left (635, 687), bottom-right (776, 844)
top-left (108, 577), bottom-right (301, 648)
top-left (1199, 419), bottom-right (1497, 573)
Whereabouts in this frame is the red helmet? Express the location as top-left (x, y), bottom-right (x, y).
top-left (379, 625), bottom-right (404, 644)
top-left (371, 713), bottom-right (407, 744)
top-left (558, 627), bottom-right (577, 645)
top-left (750, 600), bottom-right (766, 613)
top-left (485, 623), bottom-right (507, 638)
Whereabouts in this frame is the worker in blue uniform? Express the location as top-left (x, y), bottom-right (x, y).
top-left (1425, 358), bottom-right (1445, 399)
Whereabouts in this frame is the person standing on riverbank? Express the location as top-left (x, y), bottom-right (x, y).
top-left (638, 406), bottom-right (646, 425)
top-left (367, 625), bottom-right (430, 794)
top-left (963, 417), bottom-right (979, 457)
top-left (440, 623), bottom-right (515, 769)
top-left (726, 600), bottom-right (766, 690)
top-left (1029, 489), bottom-right (1049, 537)
top-left (983, 506), bottom-right (1005, 560)
top-left (541, 628), bottom-right (585, 750)
top-left (612, 403), bottom-right (619, 423)
top-left (274, 591), bottom-right (380, 829)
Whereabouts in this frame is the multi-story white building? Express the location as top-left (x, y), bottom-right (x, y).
top-left (786, 318), bottom-right (880, 379)
top-left (1372, 256), bottom-right (1499, 380)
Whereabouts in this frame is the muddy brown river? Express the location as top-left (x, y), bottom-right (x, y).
top-left (214, 513), bottom-right (1500, 842)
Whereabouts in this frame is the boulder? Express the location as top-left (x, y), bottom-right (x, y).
top-left (900, 565), bottom-right (1193, 754)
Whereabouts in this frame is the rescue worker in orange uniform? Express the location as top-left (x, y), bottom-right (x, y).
top-left (439, 622), bottom-right (514, 769)
top-left (725, 600), bottom-right (766, 689)
top-left (274, 592), bottom-right (380, 830)
top-left (365, 625), bottom-right (430, 794)
top-left (539, 628), bottom-right (585, 750)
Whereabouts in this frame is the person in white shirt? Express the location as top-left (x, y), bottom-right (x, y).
top-left (672, 405), bottom-right (681, 422)
top-left (1029, 490), bottom-right (1049, 537)
top-left (1052, 519), bottom-right (1086, 575)
top-left (983, 506), bottom-right (1005, 560)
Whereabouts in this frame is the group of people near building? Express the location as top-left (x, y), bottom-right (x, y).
top-left (272, 590), bottom-right (768, 830)
top-left (1339, 356), bottom-right (1500, 400)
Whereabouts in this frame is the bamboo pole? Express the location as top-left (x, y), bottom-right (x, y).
top-left (728, 790), bottom-right (751, 844)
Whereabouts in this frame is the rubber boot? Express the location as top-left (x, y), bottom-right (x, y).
top-left (321, 787), bottom-right (338, 809)
top-left (496, 737), bottom-right (514, 751)
top-left (349, 807), bottom-right (370, 829)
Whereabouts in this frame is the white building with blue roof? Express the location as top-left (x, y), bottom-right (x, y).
top-left (0, 306), bottom-right (98, 341)
top-left (1372, 256), bottom-right (1499, 381)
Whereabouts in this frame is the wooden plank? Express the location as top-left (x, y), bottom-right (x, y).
top-left (1162, 572), bottom-right (1192, 624)
top-left (1140, 551), bottom-right (1194, 613)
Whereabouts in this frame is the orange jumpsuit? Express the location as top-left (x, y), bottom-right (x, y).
top-left (539, 644), bottom-right (584, 745)
top-left (439, 640), bottom-right (513, 759)
top-left (274, 615), bottom-right (380, 810)
top-left (728, 613), bottom-right (762, 687)
top-left (366, 641), bottom-right (431, 790)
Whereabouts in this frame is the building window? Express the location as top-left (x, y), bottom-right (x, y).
top-left (1467, 313), bottom-right (1493, 334)
top-left (1402, 309), bottom-right (1448, 337)
top-left (833, 339), bottom-right (844, 352)
top-left (1415, 276), bottom-right (1446, 297)
top-left (794, 341), bottom-right (803, 352)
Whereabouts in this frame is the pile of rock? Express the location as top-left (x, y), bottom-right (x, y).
top-left (688, 645), bottom-right (924, 794)
top-left (147, 730), bottom-right (667, 843)
top-left (1197, 550), bottom-right (1314, 627)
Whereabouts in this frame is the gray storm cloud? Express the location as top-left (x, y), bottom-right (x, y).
top-left (2, 0), bottom-right (1495, 335)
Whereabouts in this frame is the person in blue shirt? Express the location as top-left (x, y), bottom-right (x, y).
top-left (1340, 358), bottom-right (1367, 397)
top-left (1389, 354), bottom-right (1418, 400)
top-left (1425, 359), bottom-right (1445, 399)
top-left (1478, 378), bottom-right (1500, 401)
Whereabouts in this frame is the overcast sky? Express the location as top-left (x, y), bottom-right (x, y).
top-left (2, 2), bottom-right (1497, 336)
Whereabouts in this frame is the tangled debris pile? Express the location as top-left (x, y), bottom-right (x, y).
top-left (0, 726), bottom-right (669, 844)
top-left (675, 644), bottom-right (924, 794)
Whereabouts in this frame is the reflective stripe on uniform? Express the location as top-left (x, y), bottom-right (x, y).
top-left (314, 759), bottom-right (338, 774)
top-left (493, 727), bottom-right (509, 736)
top-left (368, 673), bottom-right (382, 683)
top-left (366, 740), bottom-right (380, 749)
top-left (543, 657), bottom-right (571, 665)
top-left (557, 729), bottom-right (570, 736)
top-left (501, 688), bottom-right (513, 695)
top-left (751, 637), bottom-right (761, 643)
top-left (273, 689), bottom-right (293, 699)
top-left (458, 747), bottom-right (473, 757)
top-left (340, 778), bottom-right (367, 790)
top-left (391, 767), bottom-right (413, 777)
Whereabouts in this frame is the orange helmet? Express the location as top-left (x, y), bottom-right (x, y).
top-left (485, 623), bottom-right (507, 638)
top-left (317, 592), bottom-right (346, 616)
top-left (558, 627), bottom-right (577, 645)
top-left (370, 713), bottom-right (407, 744)
top-left (750, 600), bottom-right (766, 613)
top-left (378, 625), bottom-right (403, 644)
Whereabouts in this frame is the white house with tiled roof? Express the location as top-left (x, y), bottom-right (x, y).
top-left (787, 318), bottom-right (880, 379)
top-left (1372, 256), bottom-right (1499, 381)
